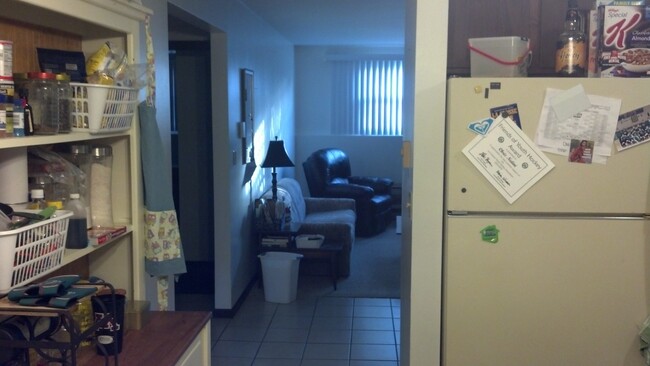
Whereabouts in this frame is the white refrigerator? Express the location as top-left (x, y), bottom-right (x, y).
top-left (444, 78), bottom-right (650, 366)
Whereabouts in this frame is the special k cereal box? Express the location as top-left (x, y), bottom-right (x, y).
top-left (599, 5), bottom-right (650, 77)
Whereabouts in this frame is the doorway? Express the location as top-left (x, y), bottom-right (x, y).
top-left (168, 9), bottom-right (215, 310)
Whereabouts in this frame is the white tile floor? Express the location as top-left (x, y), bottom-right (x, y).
top-left (209, 286), bottom-right (401, 365)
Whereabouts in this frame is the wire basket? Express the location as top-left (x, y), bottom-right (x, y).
top-left (0, 210), bottom-right (72, 294)
top-left (70, 82), bottom-right (139, 134)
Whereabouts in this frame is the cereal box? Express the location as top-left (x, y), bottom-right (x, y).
top-left (599, 5), bottom-right (650, 77)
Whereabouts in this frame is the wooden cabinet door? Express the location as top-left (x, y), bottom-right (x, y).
top-left (447, 0), bottom-right (541, 76)
top-left (447, 0), bottom-right (595, 76)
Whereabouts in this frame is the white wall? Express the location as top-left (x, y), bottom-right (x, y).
top-left (294, 46), bottom-right (402, 193)
top-left (402, 0), bottom-right (448, 364)
top-left (144, 0), bottom-right (295, 311)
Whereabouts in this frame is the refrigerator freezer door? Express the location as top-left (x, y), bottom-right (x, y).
top-left (446, 78), bottom-right (650, 214)
top-left (444, 216), bottom-right (649, 366)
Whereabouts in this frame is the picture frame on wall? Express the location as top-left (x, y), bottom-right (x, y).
top-left (241, 68), bottom-right (254, 165)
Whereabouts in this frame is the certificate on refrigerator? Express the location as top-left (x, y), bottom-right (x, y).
top-left (463, 116), bottom-right (555, 204)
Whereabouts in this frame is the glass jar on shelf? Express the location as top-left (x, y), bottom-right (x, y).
top-left (26, 72), bottom-right (58, 135)
top-left (90, 145), bottom-right (114, 228)
top-left (55, 73), bottom-right (72, 133)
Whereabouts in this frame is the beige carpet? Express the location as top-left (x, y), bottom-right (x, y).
top-left (298, 222), bottom-right (401, 299)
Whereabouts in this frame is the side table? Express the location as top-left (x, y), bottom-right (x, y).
top-left (257, 224), bottom-right (343, 290)
top-left (293, 242), bottom-right (343, 290)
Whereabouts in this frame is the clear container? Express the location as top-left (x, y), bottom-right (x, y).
top-left (90, 145), bottom-right (113, 228)
top-left (47, 168), bottom-right (70, 207)
top-left (55, 73), bottom-right (72, 133)
top-left (26, 71), bottom-right (58, 135)
top-left (66, 144), bottom-right (92, 228)
top-left (65, 193), bottom-right (88, 249)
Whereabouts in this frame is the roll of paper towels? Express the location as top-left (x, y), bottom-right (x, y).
top-left (0, 147), bottom-right (28, 204)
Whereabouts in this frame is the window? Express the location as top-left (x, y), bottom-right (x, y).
top-left (331, 56), bottom-right (403, 136)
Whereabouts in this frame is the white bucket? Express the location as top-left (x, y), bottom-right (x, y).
top-left (468, 36), bottom-right (532, 77)
top-left (258, 251), bottom-right (302, 303)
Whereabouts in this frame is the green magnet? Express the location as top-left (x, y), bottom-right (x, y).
top-left (480, 225), bottom-right (499, 243)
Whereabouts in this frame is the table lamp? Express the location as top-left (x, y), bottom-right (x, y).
top-left (261, 136), bottom-right (294, 200)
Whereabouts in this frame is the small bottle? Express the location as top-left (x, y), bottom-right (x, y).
top-left (28, 189), bottom-right (48, 209)
top-left (12, 97), bottom-right (24, 137)
top-left (24, 97), bottom-right (34, 136)
top-left (64, 193), bottom-right (88, 249)
top-left (555, 0), bottom-right (587, 77)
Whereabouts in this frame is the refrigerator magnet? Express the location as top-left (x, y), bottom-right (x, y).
top-left (490, 103), bottom-right (522, 129)
top-left (480, 225), bottom-right (499, 243)
top-left (468, 117), bottom-right (494, 135)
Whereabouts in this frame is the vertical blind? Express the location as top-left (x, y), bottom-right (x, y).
top-left (331, 57), bottom-right (403, 136)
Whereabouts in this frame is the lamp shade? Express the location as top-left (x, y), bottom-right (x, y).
top-left (261, 139), bottom-right (294, 168)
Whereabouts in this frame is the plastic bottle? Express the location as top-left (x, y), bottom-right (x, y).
top-left (555, 0), bottom-right (587, 77)
top-left (64, 193), bottom-right (88, 249)
top-left (27, 189), bottom-right (47, 209)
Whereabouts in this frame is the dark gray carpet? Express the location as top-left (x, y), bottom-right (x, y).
top-left (298, 222), bottom-right (401, 299)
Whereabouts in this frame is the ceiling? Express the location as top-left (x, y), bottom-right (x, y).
top-left (237, 0), bottom-right (405, 46)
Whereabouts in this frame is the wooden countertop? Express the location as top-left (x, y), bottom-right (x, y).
top-left (76, 311), bottom-right (211, 365)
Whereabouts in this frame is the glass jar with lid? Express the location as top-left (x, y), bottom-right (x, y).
top-left (90, 145), bottom-right (114, 228)
top-left (26, 71), bottom-right (58, 135)
top-left (55, 73), bottom-right (72, 133)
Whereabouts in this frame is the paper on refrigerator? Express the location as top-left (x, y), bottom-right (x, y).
top-left (535, 87), bottom-right (621, 163)
top-left (462, 116), bottom-right (555, 204)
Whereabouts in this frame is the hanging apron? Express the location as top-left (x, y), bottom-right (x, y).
top-left (139, 15), bottom-right (186, 310)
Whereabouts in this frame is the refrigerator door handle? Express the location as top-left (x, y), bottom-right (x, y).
top-left (447, 210), bottom-right (648, 220)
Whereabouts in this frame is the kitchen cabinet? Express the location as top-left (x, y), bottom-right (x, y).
top-left (76, 311), bottom-right (212, 366)
top-left (0, 0), bottom-right (149, 301)
top-left (447, 0), bottom-right (594, 76)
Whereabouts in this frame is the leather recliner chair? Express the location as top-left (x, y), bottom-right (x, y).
top-left (302, 148), bottom-right (394, 237)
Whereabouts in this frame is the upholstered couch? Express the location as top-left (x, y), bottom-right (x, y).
top-left (264, 178), bottom-right (356, 277)
top-left (302, 148), bottom-right (394, 237)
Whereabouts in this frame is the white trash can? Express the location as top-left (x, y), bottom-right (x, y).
top-left (258, 252), bottom-right (303, 303)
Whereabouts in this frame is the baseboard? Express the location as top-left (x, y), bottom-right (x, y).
top-left (396, 215), bottom-right (402, 234)
top-left (212, 272), bottom-right (259, 318)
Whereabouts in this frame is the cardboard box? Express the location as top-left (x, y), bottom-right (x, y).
top-left (588, 9), bottom-right (601, 77)
top-left (598, 5), bottom-right (650, 77)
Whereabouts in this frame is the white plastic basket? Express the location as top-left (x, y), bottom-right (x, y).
top-left (70, 82), bottom-right (139, 134)
top-left (0, 210), bottom-right (72, 294)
